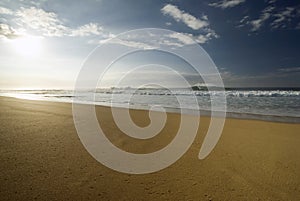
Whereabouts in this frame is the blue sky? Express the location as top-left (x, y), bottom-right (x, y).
top-left (0, 0), bottom-right (299, 89)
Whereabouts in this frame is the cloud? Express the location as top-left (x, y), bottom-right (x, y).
top-left (105, 38), bottom-right (157, 49)
top-left (168, 31), bottom-right (218, 44)
top-left (0, 6), bottom-right (13, 15)
top-left (71, 23), bottom-right (104, 37)
top-left (278, 67), bottom-right (300, 73)
top-left (15, 7), bottom-right (69, 37)
top-left (239, 5), bottom-right (299, 31)
top-left (168, 32), bottom-right (195, 45)
top-left (0, 23), bottom-right (22, 39)
top-left (219, 66), bottom-right (300, 87)
top-left (250, 6), bottom-right (274, 31)
top-left (97, 30), bottom-right (219, 50)
top-left (271, 7), bottom-right (296, 29)
top-left (209, 0), bottom-right (246, 9)
top-left (250, 15), bottom-right (270, 31)
top-left (0, 6), bottom-right (109, 39)
top-left (161, 4), bottom-right (209, 30)
top-left (236, 15), bottom-right (249, 28)
top-left (268, 0), bottom-right (277, 4)
top-left (95, 4), bottom-right (218, 48)
top-left (197, 31), bottom-right (219, 43)
top-left (161, 4), bottom-right (218, 44)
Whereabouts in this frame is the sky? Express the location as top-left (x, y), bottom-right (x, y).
top-left (0, 0), bottom-right (299, 89)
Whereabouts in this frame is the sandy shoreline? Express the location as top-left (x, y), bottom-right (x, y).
top-left (0, 96), bottom-right (299, 200)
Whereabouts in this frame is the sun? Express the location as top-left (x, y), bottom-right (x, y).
top-left (12, 35), bottom-right (43, 58)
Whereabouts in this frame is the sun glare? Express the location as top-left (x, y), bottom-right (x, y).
top-left (12, 35), bottom-right (43, 58)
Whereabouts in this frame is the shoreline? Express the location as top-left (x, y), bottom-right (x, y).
top-left (1, 94), bottom-right (300, 124)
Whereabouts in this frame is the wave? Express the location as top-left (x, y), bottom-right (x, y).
top-left (3, 89), bottom-right (299, 97)
top-left (1, 89), bottom-right (300, 123)
top-left (94, 89), bottom-right (300, 97)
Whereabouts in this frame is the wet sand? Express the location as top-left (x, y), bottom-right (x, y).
top-left (0, 96), bottom-right (299, 200)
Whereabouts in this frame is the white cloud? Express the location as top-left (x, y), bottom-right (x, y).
top-left (195, 33), bottom-right (213, 44)
top-left (71, 23), bottom-right (103, 36)
top-left (0, 6), bottom-right (109, 39)
top-left (240, 5), bottom-right (299, 31)
top-left (209, 0), bottom-right (246, 9)
top-left (240, 15), bottom-right (249, 23)
top-left (250, 6), bottom-right (274, 31)
top-left (0, 23), bottom-right (22, 39)
top-left (271, 7), bottom-right (295, 29)
top-left (0, 6), bottom-right (13, 15)
top-left (105, 38), bottom-right (157, 49)
top-left (93, 32), bottom-right (159, 49)
top-left (250, 15), bottom-right (270, 31)
top-left (236, 15), bottom-right (249, 28)
top-left (160, 4), bottom-right (218, 44)
top-left (168, 32), bottom-right (195, 45)
top-left (168, 31), bottom-right (218, 44)
top-left (92, 31), bottom-right (215, 50)
top-left (268, 0), bottom-right (277, 4)
top-left (15, 7), bottom-right (69, 37)
top-left (101, 30), bottom-right (219, 50)
top-left (161, 4), bottom-right (209, 30)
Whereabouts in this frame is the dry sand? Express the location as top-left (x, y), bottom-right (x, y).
top-left (0, 96), bottom-right (299, 201)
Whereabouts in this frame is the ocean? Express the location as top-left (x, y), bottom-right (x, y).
top-left (1, 88), bottom-right (300, 123)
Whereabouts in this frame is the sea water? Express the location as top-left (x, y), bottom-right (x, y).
top-left (1, 88), bottom-right (300, 123)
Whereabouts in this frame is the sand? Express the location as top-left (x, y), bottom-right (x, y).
top-left (0, 96), bottom-right (299, 201)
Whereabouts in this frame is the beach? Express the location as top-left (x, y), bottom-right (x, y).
top-left (0, 96), bottom-right (299, 201)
